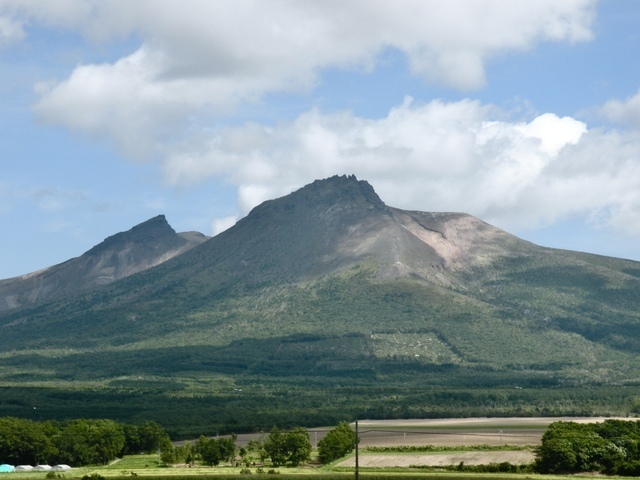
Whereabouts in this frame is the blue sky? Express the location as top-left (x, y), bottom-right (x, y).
top-left (2, 0), bottom-right (640, 279)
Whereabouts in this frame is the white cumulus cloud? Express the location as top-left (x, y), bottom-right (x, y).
top-left (163, 97), bottom-right (640, 239)
top-left (4, 0), bottom-right (594, 159)
top-left (9, 0), bottom-right (635, 241)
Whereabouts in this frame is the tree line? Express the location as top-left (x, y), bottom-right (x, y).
top-left (0, 417), bottom-right (357, 469)
top-left (4, 381), bottom-right (640, 438)
top-left (160, 422), bottom-right (357, 467)
top-left (0, 417), bottom-right (169, 466)
top-left (535, 419), bottom-right (640, 476)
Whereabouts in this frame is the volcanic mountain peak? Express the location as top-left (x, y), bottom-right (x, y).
top-left (295, 174), bottom-right (387, 210)
top-left (3, 173), bottom-right (640, 426)
top-left (0, 214), bottom-right (208, 311)
top-left (85, 214), bottom-right (180, 256)
top-left (197, 175), bottom-right (532, 290)
top-left (245, 175), bottom-right (388, 221)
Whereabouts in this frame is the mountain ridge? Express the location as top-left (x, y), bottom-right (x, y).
top-left (0, 214), bottom-right (208, 311)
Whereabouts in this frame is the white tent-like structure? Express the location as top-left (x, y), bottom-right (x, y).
top-left (15, 466), bottom-right (33, 472)
top-left (52, 465), bottom-right (71, 471)
top-left (33, 465), bottom-right (52, 471)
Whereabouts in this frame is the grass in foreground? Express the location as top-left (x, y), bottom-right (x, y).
top-left (4, 473), bottom-right (602, 480)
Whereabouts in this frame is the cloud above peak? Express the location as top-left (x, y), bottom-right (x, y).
top-left (19, 0), bottom-right (596, 157)
top-left (12, 0), bottom-right (638, 242)
top-left (155, 95), bottom-right (640, 243)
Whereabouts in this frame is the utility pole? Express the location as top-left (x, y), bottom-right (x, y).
top-left (355, 420), bottom-right (359, 480)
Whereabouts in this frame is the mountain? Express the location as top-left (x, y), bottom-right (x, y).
top-left (0, 215), bottom-right (208, 311)
top-left (2, 175), bottom-right (640, 435)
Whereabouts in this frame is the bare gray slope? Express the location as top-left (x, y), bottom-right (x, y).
top-left (46, 174), bottom-right (547, 332)
top-left (0, 215), bottom-right (208, 311)
top-left (170, 176), bottom-right (534, 288)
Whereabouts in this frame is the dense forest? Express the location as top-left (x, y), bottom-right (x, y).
top-left (2, 380), bottom-right (640, 438)
top-left (0, 418), bottom-right (168, 466)
top-left (0, 418), bottom-right (355, 471)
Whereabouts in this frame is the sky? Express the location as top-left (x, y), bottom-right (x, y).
top-left (2, 0), bottom-right (640, 279)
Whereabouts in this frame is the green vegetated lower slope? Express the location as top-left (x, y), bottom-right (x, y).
top-left (2, 175), bottom-right (640, 435)
top-left (3, 258), bottom-right (637, 381)
top-left (461, 251), bottom-right (640, 376)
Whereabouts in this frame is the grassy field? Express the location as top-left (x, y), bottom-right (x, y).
top-left (0, 467), bottom-right (595, 480)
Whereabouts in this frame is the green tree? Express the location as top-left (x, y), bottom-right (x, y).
top-left (157, 433), bottom-right (182, 466)
top-left (318, 422), bottom-right (356, 464)
top-left (121, 421), bottom-right (169, 456)
top-left (160, 445), bottom-right (176, 465)
top-left (88, 419), bottom-right (126, 465)
top-left (264, 427), bottom-right (311, 467)
top-left (535, 437), bottom-right (578, 473)
top-left (264, 428), bottom-right (287, 467)
top-left (55, 421), bottom-right (93, 466)
top-left (534, 421), bottom-right (612, 474)
top-left (0, 417), bottom-right (56, 465)
top-left (284, 427), bottom-right (311, 466)
top-left (197, 435), bottom-right (237, 466)
top-left (217, 436), bottom-right (237, 464)
top-left (181, 442), bottom-right (196, 464)
top-left (55, 419), bottom-right (125, 465)
top-left (121, 424), bottom-right (141, 456)
top-left (247, 435), bottom-right (268, 463)
top-left (137, 421), bottom-right (170, 453)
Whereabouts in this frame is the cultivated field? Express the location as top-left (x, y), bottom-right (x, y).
top-left (159, 417), bottom-right (635, 471)
top-left (229, 416), bottom-right (625, 448)
top-left (353, 417), bottom-right (602, 446)
top-left (335, 417), bottom-right (626, 468)
top-left (338, 450), bottom-right (535, 467)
